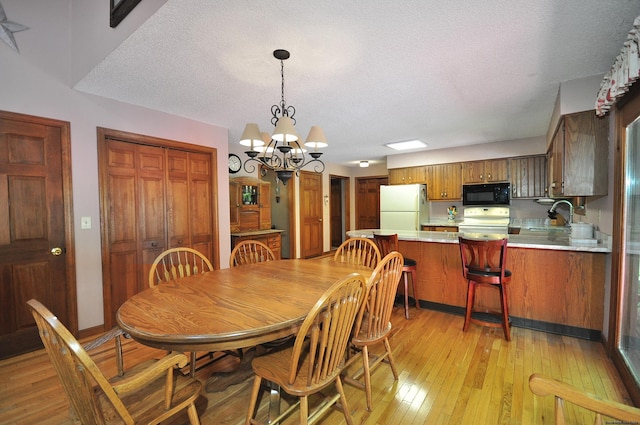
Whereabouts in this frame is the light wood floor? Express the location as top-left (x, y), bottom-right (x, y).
top-left (0, 307), bottom-right (633, 424)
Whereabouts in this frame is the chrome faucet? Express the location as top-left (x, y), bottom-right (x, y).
top-left (548, 199), bottom-right (574, 225)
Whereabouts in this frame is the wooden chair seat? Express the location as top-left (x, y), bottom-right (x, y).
top-left (245, 273), bottom-right (368, 425)
top-left (27, 299), bottom-right (202, 425)
top-left (458, 236), bottom-right (512, 340)
top-left (373, 233), bottom-right (420, 319)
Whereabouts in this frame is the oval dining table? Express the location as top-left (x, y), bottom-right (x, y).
top-left (117, 256), bottom-right (374, 417)
top-left (117, 257), bottom-right (373, 354)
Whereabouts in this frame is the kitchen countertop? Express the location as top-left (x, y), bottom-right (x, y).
top-left (347, 228), bottom-right (611, 253)
top-left (231, 229), bottom-right (284, 237)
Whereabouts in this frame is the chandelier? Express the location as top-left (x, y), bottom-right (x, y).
top-left (240, 49), bottom-right (327, 185)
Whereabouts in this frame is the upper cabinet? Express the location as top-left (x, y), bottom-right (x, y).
top-left (509, 155), bottom-right (548, 199)
top-left (388, 166), bottom-right (427, 185)
top-left (462, 159), bottom-right (509, 184)
top-left (548, 110), bottom-right (608, 197)
top-left (229, 177), bottom-right (271, 232)
top-left (427, 163), bottom-right (462, 200)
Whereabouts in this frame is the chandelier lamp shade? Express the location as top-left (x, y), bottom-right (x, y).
top-left (240, 49), bottom-right (327, 184)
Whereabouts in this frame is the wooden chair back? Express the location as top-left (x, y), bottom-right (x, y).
top-left (149, 247), bottom-right (213, 287)
top-left (288, 272), bottom-right (368, 387)
top-left (372, 233), bottom-right (399, 257)
top-left (27, 299), bottom-right (201, 425)
top-left (334, 237), bottom-right (381, 268)
top-left (529, 373), bottom-right (640, 424)
top-left (458, 236), bottom-right (509, 283)
top-left (353, 251), bottom-right (404, 340)
top-left (229, 240), bottom-right (275, 267)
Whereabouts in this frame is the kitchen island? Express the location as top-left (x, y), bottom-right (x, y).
top-left (347, 229), bottom-right (611, 339)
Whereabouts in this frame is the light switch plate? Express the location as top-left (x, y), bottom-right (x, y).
top-left (81, 216), bottom-right (91, 229)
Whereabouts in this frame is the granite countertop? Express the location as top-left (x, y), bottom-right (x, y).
top-left (347, 228), bottom-right (611, 253)
top-left (231, 229), bottom-right (285, 237)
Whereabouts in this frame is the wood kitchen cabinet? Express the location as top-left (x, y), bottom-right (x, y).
top-left (462, 159), bottom-right (509, 184)
top-left (230, 177), bottom-right (271, 232)
top-left (427, 163), bottom-right (462, 200)
top-left (548, 110), bottom-right (608, 197)
top-left (509, 154), bottom-right (548, 199)
top-left (388, 166), bottom-right (427, 185)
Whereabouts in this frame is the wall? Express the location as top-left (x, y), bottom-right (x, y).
top-left (0, 1), bottom-right (229, 331)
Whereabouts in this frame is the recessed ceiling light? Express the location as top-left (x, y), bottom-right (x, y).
top-left (385, 139), bottom-right (427, 151)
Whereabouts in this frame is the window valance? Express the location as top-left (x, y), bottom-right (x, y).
top-left (596, 16), bottom-right (640, 116)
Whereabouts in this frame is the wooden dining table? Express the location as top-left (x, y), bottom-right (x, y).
top-left (116, 257), bottom-right (373, 354)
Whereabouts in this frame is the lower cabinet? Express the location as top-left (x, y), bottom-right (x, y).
top-left (231, 231), bottom-right (283, 260)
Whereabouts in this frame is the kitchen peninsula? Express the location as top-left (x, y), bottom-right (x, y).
top-left (347, 229), bottom-right (611, 340)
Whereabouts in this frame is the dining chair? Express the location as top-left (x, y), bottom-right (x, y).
top-left (27, 299), bottom-right (202, 425)
top-left (373, 233), bottom-right (420, 319)
top-left (333, 237), bottom-right (381, 269)
top-left (344, 251), bottom-right (404, 411)
top-left (458, 236), bottom-right (512, 340)
top-left (529, 373), bottom-right (640, 424)
top-left (245, 272), bottom-right (368, 425)
top-left (229, 240), bottom-right (276, 267)
top-left (149, 247), bottom-right (214, 287)
top-left (149, 247), bottom-right (238, 377)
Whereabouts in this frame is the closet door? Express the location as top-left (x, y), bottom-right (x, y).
top-left (99, 129), bottom-right (218, 329)
top-left (167, 150), bottom-right (213, 260)
top-left (101, 140), bottom-right (166, 327)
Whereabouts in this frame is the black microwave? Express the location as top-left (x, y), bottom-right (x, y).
top-left (462, 182), bottom-right (511, 206)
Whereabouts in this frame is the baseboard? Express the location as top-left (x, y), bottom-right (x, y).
top-left (397, 296), bottom-right (603, 341)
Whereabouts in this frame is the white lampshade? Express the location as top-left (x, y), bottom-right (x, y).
top-left (272, 116), bottom-right (298, 142)
top-left (239, 123), bottom-right (264, 148)
top-left (304, 126), bottom-right (328, 149)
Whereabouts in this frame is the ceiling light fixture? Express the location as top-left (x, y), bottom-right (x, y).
top-left (359, 161), bottom-right (369, 167)
top-left (240, 49), bottom-right (327, 185)
top-left (385, 139), bottom-right (427, 151)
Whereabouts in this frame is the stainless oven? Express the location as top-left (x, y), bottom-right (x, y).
top-left (462, 182), bottom-right (510, 206)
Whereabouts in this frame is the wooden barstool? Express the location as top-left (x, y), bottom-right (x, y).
top-left (458, 236), bottom-right (512, 340)
top-left (373, 233), bottom-right (420, 319)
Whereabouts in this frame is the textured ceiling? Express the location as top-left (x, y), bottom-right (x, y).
top-left (74, 0), bottom-right (640, 167)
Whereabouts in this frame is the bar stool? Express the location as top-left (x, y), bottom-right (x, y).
top-left (373, 233), bottom-right (420, 319)
top-left (458, 236), bottom-right (512, 340)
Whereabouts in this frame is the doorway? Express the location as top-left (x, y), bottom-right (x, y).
top-left (260, 169), bottom-right (294, 259)
top-left (0, 111), bottom-right (76, 359)
top-left (330, 175), bottom-right (350, 249)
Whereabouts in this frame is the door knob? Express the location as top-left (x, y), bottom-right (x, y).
top-left (51, 247), bottom-right (63, 256)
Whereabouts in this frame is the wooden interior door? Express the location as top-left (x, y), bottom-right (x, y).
top-left (0, 111), bottom-right (76, 359)
top-left (98, 128), bottom-right (218, 329)
top-left (355, 176), bottom-right (387, 229)
top-left (300, 171), bottom-right (323, 258)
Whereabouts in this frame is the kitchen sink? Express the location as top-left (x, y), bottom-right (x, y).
top-left (525, 226), bottom-right (570, 232)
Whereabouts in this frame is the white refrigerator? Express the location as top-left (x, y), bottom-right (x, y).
top-left (379, 184), bottom-right (429, 231)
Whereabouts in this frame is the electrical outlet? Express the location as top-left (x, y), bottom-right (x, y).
top-left (81, 216), bottom-right (91, 230)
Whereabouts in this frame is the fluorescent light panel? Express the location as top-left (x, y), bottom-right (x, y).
top-left (385, 139), bottom-right (427, 151)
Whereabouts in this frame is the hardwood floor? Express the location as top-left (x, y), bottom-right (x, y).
top-left (0, 307), bottom-right (632, 424)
